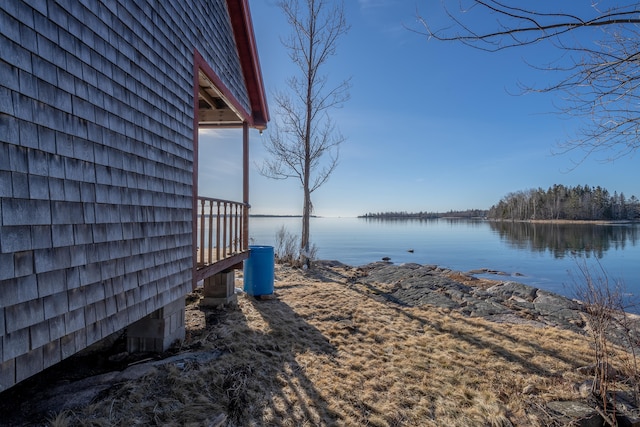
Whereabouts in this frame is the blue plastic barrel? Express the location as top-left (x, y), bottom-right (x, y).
top-left (243, 245), bottom-right (274, 296)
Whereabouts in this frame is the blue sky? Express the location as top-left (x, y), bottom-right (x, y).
top-left (198, 0), bottom-right (639, 217)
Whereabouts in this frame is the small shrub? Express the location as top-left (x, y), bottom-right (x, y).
top-left (572, 256), bottom-right (640, 423)
top-left (274, 225), bottom-right (299, 264)
top-left (274, 225), bottom-right (317, 267)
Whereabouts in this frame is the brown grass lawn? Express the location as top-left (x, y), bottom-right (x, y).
top-left (47, 264), bottom-right (608, 426)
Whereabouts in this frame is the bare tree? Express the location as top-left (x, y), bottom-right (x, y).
top-left (415, 1), bottom-right (640, 162)
top-left (261, 0), bottom-right (350, 267)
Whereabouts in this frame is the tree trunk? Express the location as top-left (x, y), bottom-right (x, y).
top-left (301, 186), bottom-right (311, 268)
top-left (301, 8), bottom-right (314, 269)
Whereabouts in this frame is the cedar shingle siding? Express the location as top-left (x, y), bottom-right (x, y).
top-left (0, 0), bottom-right (253, 390)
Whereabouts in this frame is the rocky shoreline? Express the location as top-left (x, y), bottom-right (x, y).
top-left (319, 259), bottom-right (640, 349)
top-left (351, 261), bottom-right (586, 334)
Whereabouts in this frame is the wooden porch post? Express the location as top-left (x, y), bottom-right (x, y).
top-left (243, 121), bottom-right (249, 249)
top-left (192, 59), bottom-right (200, 290)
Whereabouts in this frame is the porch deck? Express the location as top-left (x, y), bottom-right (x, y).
top-left (195, 196), bottom-right (249, 284)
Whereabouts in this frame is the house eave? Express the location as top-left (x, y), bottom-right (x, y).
top-left (227, 0), bottom-right (270, 130)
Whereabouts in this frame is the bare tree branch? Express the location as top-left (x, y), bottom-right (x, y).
top-left (415, 1), bottom-right (640, 162)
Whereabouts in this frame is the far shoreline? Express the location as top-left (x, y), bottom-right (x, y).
top-left (493, 218), bottom-right (638, 225)
top-left (359, 216), bottom-right (638, 224)
top-left (249, 214), bottom-right (321, 218)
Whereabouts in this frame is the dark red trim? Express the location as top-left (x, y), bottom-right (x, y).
top-left (226, 0), bottom-right (269, 129)
top-left (192, 55), bottom-right (200, 290)
top-left (194, 252), bottom-right (249, 282)
top-left (242, 122), bottom-right (249, 248)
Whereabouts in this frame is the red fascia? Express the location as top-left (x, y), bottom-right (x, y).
top-left (226, 0), bottom-right (269, 129)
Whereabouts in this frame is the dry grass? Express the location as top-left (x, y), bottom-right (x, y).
top-left (50, 264), bottom-right (623, 426)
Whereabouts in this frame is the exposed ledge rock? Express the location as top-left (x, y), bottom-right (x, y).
top-left (355, 262), bottom-right (587, 334)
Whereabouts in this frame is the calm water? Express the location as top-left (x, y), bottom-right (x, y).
top-left (248, 217), bottom-right (640, 300)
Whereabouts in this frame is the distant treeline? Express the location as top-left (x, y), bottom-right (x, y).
top-left (488, 184), bottom-right (640, 221)
top-left (359, 209), bottom-right (488, 219)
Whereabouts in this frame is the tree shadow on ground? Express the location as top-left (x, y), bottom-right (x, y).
top-left (237, 295), bottom-right (340, 425)
top-left (311, 262), bottom-right (587, 376)
top-left (0, 287), bottom-right (340, 426)
top-left (353, 279), bottom-right (581, 376)
top-left (302, 263), bottom-right (597, 425)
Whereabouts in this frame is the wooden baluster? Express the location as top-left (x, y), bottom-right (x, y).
top-left (238, 204), bottom-right (244, 252)
top-left (199, 199), bottom-right (205, 265)
top-left (228, 203), bottom-right (232, 255)
top-left (207, 200), bottom-right (213, 264)
top-left (234, 203), bottom-right (238, 253)
top-left (222, 202), bottom-right (228, 258)
top-left (216, 202), bottom-right (221, 261)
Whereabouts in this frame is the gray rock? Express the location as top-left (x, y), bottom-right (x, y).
top-left (29, 350), bottom-right (221, 417)
top-left (484, 313), bottom-right (546, 327)
top-left (576, 362), bottom-right (617, 379)
top-left (534, 290), bottom-right (579, 310)
top-left (546, 401), bottom-right (603, 427)
top-left (574, 379), bottom-right (595, 398)
top-left (413, 292), bottom-right (460, 309)
top-left (532, 290), bottom-right (584, 331)
top-left (461, 299), bottom-right (511, 317)
top-left (486, 281), bottom-right (538, 301)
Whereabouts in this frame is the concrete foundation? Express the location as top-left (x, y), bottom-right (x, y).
top-left (126, 298), bottom-right (186, 353)
top-left (200, 271), bottom-right (237, 307)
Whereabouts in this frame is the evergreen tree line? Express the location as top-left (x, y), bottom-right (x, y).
top-left (487, 185), bottom-right (640, 221)
top-left (359, 209), bottom-right (487, 219)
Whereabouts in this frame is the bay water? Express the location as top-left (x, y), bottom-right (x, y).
top-left (248, 216), bottom-right (640, 302)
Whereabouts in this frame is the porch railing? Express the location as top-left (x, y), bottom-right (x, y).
top-left (195, 197), bottom-right (249, 281)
